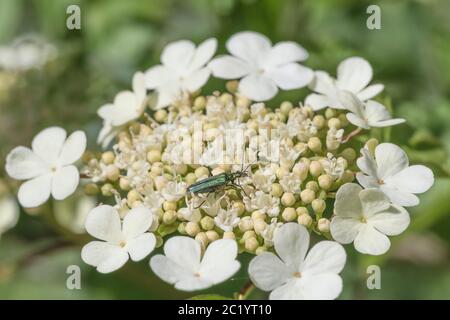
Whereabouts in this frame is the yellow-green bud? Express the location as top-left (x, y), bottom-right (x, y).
top-left (223, 231), bottom-right (235, 240)
top-left (242, 230), bottom-right (256, 241)
top-left (297, 213), bottom-right (313, 227)
top-left (195, 232), bottom-right (208, 248)
top-left (185, 172), bottom-right (197, 185)
top-left (195, 166), bottom-right (210, 179)
top-left (186, 222), bottom-right (200, 237)
top-left (296, 206), bottom-right (309, 216)
top-left (256, 246), bottom-right (268, 255)
top-left (307, 137), bottom-right (322, 153)
top-left (366, 138), bottom-right (379, 156)
top-left (306, 181), bottom-right (319, 192)
top-left (239, 216), bottom-right (254, 232)
top-left (200, 216), bottom-right (215, 231)
top-left (163, 210), bottom-right (177, 225)
top-left (312, 115), bottom-right (326, 129)
top-left (101, 183), bottom-right (114, 197)
top-left (147, 150), bottom-right (161, 163)
top-left (318, 218), bottom-right (331, 233)
top-left (206, 230), bottom-right (219, 242)
top-left (226, 80), bottom-right (239, 93)
top-left (193, 96), bottom-right (206, 110)
top-left (84, 183), bottom-right (99, 196)
top-left (178, 222), bottom-right (187, 234)
top-left (312, 199), bottom-right (326, 214)
top-left (300, 189), bottom-right (315, 204)
top-left (245, 237), bottom-right (259, 251)
top-left (127, 189), bottom-right (141, 204)
top-left (251, 210), bottom-right (266, 221)
top-left (318, 174), bottom-right (333, 190)
top-left (281, 192), bottom-right (296, 207)
top-left (233, 201), bottom-right (245, 216)
top-left (338, 113), bottom-right (349, 127)
top-left (106, 165), bottom-right (120, 181)
top-left (253, 219), bottom-right (267, 234)
top-left (328, 117), bottom-right (341, 129)
top-left (325, 108), bottom-right (336, 119)
top-left (271, 183), bottom-right (284, 198)
top-left (341, 148), bottom-right (357, 163)
top-left (154, 109), bottom-right (168, 123)
top-left (280, 101), bottom-right (293, 115)
top-left (282, 207), bottom-right (297, 222)
top-left (119, 177), bottom-right (131, 191)
top-left (101, 151), bottom-right (115, 165)
top-left (309, 160), bottom-right (323, 177)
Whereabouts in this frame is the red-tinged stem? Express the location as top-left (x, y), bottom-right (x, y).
top-left (342, 127), bottom-right (363, 144)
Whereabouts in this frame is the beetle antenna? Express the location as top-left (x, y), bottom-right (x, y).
top-left (243, 151), bottom-right (260, 173)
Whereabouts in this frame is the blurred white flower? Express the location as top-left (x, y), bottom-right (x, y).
top-left (0, 196), bottom-right (19, 238)
top-left (245, 191), bottom-right (280, 217)
top-left (161, 181), bottom-right (187, 202)
top-left (5, 127), bottom-right (86, 208)
top-left (209, 31), bottom-right (313, 101)
top-left (54, 195), bottom-right (96, 234)
top-left (144, 38), bottom-right (217, 109)
top-left (305, 56), bottom-right (383, 110)
top-left (252, 167), bottom-right (276, 193)
top-left (150, 237), bottom-right (240, 291)
top-left (356, 143), bottom-right (434, 207)
top-left (214, 208), bottom-right (240, 232)
top-left (339, 91), bottom-right (405, 129)
top-left (97, 72), bottom-right (147, 148)
top-left (81, 205), bottom-right (156, 273)
top-left (199, 193), bottom-right (224, 217)
top-left (249, 223), bottom-right (346, 300)
top-left (331, 183), bottom-right (410, 255)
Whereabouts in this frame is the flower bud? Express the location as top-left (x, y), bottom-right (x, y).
top-left (325, 108), bottom-right (336, 119)
top-left (280, 101), bottom-right (293, 115)
top-left (366, 138), bottom-right (379, 156)
top-left (306, 181), bottom-right (319, 192)
top-left (245, 237), bottom-right (259, 252)
top-left (127, 189), bottom-right (141, 204)
top-left (106, 164), bottom-right (120, 181)
top-left (223, 231), bottom-right (235, 240)
top-left (253, 219), bottom-right (267, 234)
top-left (101, 151), bottom-right (115, 165)
top-left (312, 199), bottom-right (326, 214)
top-left (163, 210), bottom-right (176, 225)
top-left (177, 222), bottom-right (187, 234)
top-left (318, 174), bottom-right (333, 190)
top-left (281, 192), bottom-right (296, 206)
top-left (276, 167), bottom-right (289, 180)
top-left (84, 183), bottom-right (99, 196)
top-left (327, 117), bottom-right (341, 129)
top-left (206, 230), bottom-right (219, 242)
top-left (309, 160), bottom-right (323, 177)
top-left (211, 167), bottom-right (225, 176)
top-left (300, 189), bottom-right (315, 204)
top-left (312, 115), bottom-right (326, 129)
top-left (256, 246), bottom-right (268, 255)
top-left (186, 222), bottom-right (200, 237)
top-left (163, 201), bottom-right (177, 211)
top-left (307, 137), bottom-right (322, 153)
top-left (119, 177), bottom-right (131, 191)
top-left (101, 183), bottom-right (114, 197)
top-left (193, 96), bottom-right (206, 110)
top-left (154, 109), bottom-right (168, 123)
top-left (270, 183), bottom-right (283, 198)
top-left (195, 232), bottom-right (209, 249)
top-left (239, 216), bottom-right (254, 232)
top-left (226, 80), bottom-right (239, 93)
top-left (185, 172), bottom-right (197, 185)
top-left (297, 213), bottom-right (312, 227)
top-left (318, 218), bottom-right (331, 233)
top-left (282, 207), bottom-right (297, 222)
top-left (251, 210), bottom-right (266, 221)
top-left (341, 148), bottom-right (357, 163)
top-left (147, 150), bottom-right (161, 163)
top-left (338, 113), bottom-right (349, 127)
top-left (292, 163), bottom-right (308, 181)
top-left (296, 206), bottom-right (308, 216)
top-left (195, 166), bottom-right (210, 179)
top-left (200, 216), bottom-right (215, 231)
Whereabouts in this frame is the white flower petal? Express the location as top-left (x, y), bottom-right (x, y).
top-left (17, 174), bottom-right (52, 208)
top-left (126, 233), bottom-right (156, 261)
top-left (226, 31), bottom-right (271, 63)
top-left (163, 236), bottom-right (201, 273)
top-left (85, 205), bottom-right (122, 243)
top-left (248, 253), bottom-right (290, 291)
top-left (267, 63), bottom-right (313, 90)
top-left (386, 165), bottom-right (434, 194)
top-left (183, 67), bottom-right (211, 92)
top-left (338, 90), bottom-right (364, 115)
top-left (188, 38), bottom-right (217, 71)
top-left (380, 185), bottom-right (420, 207)
top-left (356, 172), bottom-right (379, 189)
top-left (369, 205), bottom-right (410, 236)
top-left (304, 93), bottom-right (337, 111)
top-left (346, 113), bottom-right (369, 129)
top-left (0, 197), bottom-right (19, 234)
top-left (269, 279), bottom-right (302, 300)
top-left (365, 100), bottom-right (391, 122)
top-left (357, 84), bottom-right (384, 101)
top-left (208, 56), bottom-right (250, 79)
top-left (370, 119), bottom-right (406, 127)
top-left (132, 71), bottom-right (147, 99)
top-left (356, 148), bottom-right (377, 177)
top-left (144, 65), bottom-right (174, 89)
top-left (330, 217), bottom-right (362, 244)
top-left (336, 57), bottom-right (373, 93)
top-left (51, 165), bottom-right (79, 200)
top-left (150, 254), bottom-right (192, 285)
top-left (155, 84), bottom-right (181, 109)
top-left (359, 189), bottom-right (390, 217)
top-left (161, 40), bottom-right (195, 71)
top-left (334, 183), bottom-right (363, 218)
top-left (32, 127), bottom-right (66, 164)
top-left (354, 224), bottom-right (390, 255)
top-left (5, 146), bottom-right (48, 180)
top-left (266, 41), bottom-right (308, 66)
top-left (274, 223), bottom-right (309, 270)
top-left (122, 207), bottom-right (153, 239)
top-left (298, 273), bottom-right (343, 300)
top-left (302, 241), bottom-right (346, 275)
top-left (375, 143), bottom-right (409, 179)
top-left (238, 74), bottom-right (278, 101)
top-left (175, 277), bottom-right (214, 292)
top-left (59, 131), bottom-right (86, 166)
top-left (308, 71), bottom-right (337, 95)
top-left (81, 241), bottom-right (128, 273)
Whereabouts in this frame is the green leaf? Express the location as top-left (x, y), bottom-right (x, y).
top-left (189, 294), bottom-right (232, 300)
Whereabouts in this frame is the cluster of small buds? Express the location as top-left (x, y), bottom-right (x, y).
top-left (81, 84), bottom-right (361, 255)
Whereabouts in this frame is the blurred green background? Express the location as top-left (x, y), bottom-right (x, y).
top-left (0, 0), bottom-right (449, 299)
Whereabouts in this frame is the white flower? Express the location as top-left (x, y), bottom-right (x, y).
top-left (326, 127), bottom-right (344, 151)
top-left (0, 196), bottom-right (19, 238)
top-left (97, 72), bottom-right (147, 148)
top-left (214, 208), bottom-right (240, 232)
top-left (150, 237), bottom-right (240, 291)
top-left (178, 207), bottom-right (201, 223)
top-left (260, 218), bottom-right (283, 247)
top-left (161, 181), bottom-right (187, 202)
top-left (245, 191), bottom-right (280, 217)
top-left (280, 172), bottom-right (302, 194)
top-left (339, 91), bottom-right (405, 129)
top-left (144, 38), bottom-right (217, 109)
top-left (5, 127), bottom-right (86, 208)
top-left (356, 143), bottom-right (434, 207)
top-left (81, 205), bottom-right (156, 273)
top-left (252, 167), bottom-right (276, 193)
top-left (305, 56), bottom-right (384, 110)
top-left (199, 193), bottom-right (224, 217)
top-left (209, 31), bottom-right (313, 101)
top-left (249, 223), bottom-right (346, 300)
top-left (320, 153), bottom-right (346, 180)
top-left (330, 183), bottom-right (410, 255)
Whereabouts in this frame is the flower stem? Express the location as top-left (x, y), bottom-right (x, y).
top-left (237, 280), bottom-right (255, 300)
top-left (342, 127), bottom-right (362, 143)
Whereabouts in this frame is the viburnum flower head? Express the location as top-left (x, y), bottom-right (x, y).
top-left (330, 183), bottom-right (410, 255)
top-left (305, 56), bottom-right (384, 110)
top-left (150, 237), bottom-right (240, 291)
top-left (81, 205), bottom-right (156, 273)
top-left (5, 127), bottom-right (86, 208)
top-left (356, 143), bottom-right (434, 207)
top-left (144, 38), bottom-right (217, 109)
top-left (97, 72), bottom-right (147, 148)
top-left (339, 91), bottom-right (405, 129)
top-left (209, 31), bottom-right (313, 101)
top-left (249, 223), bottom-right (346, 300)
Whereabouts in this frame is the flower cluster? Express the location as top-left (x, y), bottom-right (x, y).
top-left (4, 31), bottom-right (435, 300)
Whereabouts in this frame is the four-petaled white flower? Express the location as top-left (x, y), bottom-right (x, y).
top-left (97, 72), bottom-right (147, 148)
top-left (81, 205), bottom-right (156, 273)
top-left (150, 236), bottom-right (240, 291)
top-left (209, 31), bottom-right (313, 101)
top-left (305, 56), bottom-right (384, 110)
top-left (0, 196), bottom-right (19, 238)
top-left (330, 183), bottom-right (410, 255)
top-left (214, 208), bottom-right (240, 232)
top-left (144, 38), bottom-right (217, 109)
top-left (5, 127), bottom-right (86, 208)
top-left (161, 181), bottom-right (187, 202)
top-left (249, 223), bottom-right (346, 300)
top-left (356, 143), bottom-right (434, 207)
top-left (339, 91), bottom-right (405, 129)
